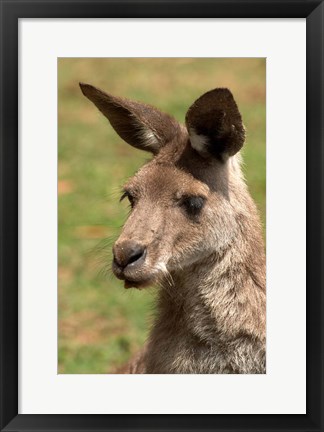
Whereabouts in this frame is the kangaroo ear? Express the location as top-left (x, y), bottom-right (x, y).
top-left (80, 83), bottom-right (179, 154)
top-left (185, 88), bottom-right (245, 160)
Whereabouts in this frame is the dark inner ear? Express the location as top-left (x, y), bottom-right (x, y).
top-left (99, 102), bottom-right (146, 150)
top-left (185, 88), bottom-right (245, 160)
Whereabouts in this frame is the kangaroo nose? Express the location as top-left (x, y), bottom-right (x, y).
top-left (113, 240), bottom-right (146, 269)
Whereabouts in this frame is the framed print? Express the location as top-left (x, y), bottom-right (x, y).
top-left (1, 1), bottom-right (323, 431)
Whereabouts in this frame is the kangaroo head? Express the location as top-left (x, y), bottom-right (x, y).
top-left (80, 83), bottom-right (246, 288)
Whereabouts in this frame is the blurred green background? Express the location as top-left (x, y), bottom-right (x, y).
top-left (58, 58), bottom-right (266, 373)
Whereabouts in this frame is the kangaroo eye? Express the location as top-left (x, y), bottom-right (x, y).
top-left (182, 196), bottom-right (206, 216)
top-left (120, 191), bottom-right (135, 208)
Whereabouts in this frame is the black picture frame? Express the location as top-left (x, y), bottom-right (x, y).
top-left (1, 1), bottom-right (323, 431)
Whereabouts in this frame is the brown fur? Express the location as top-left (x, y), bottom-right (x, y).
top-left (80, 83), bottom-right (266, 374)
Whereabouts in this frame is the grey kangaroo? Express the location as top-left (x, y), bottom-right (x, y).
top-left (80, 83), bottom-right (266, 374)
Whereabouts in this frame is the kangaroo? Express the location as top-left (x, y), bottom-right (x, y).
top-left (80, 83), bottom-right (266, 374)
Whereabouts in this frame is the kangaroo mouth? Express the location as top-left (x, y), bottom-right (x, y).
top-left (123, 277), bottom-right (153, 289)
top-left (112, 253), bottom-right (163, 289)
top-left (112, 263), bottom-right (155, 289)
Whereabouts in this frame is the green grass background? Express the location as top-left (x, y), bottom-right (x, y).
top-left (58, 58), bottom-right (266, 373)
